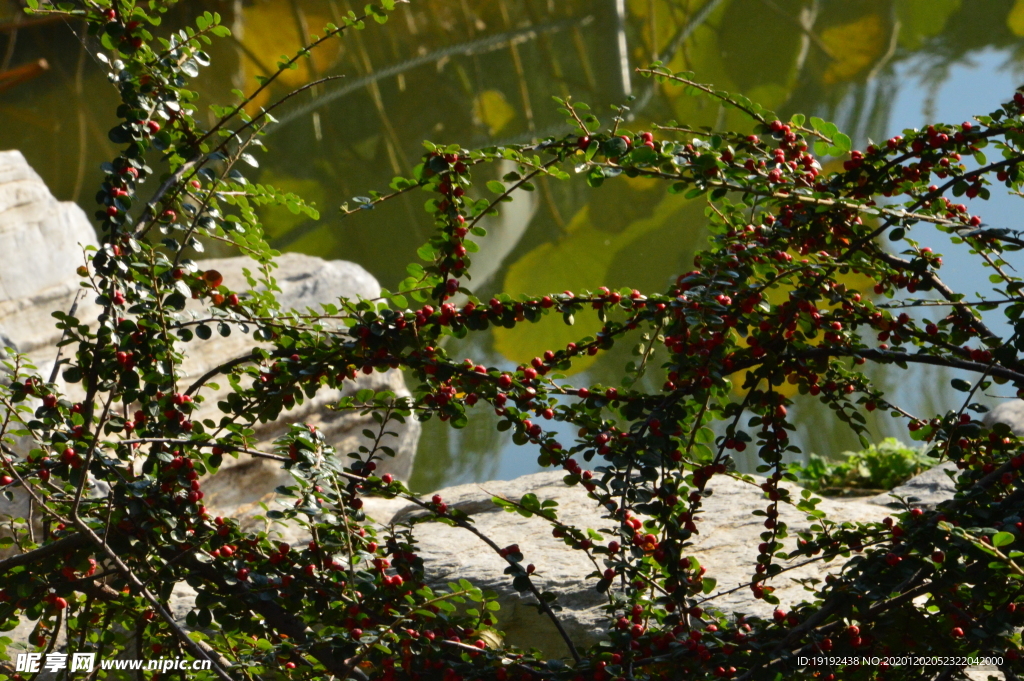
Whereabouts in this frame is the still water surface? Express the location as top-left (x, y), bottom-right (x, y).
top-left (3, 0), bottom-right (1024, 491)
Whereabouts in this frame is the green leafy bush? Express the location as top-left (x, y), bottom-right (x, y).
top-left (787, 438), bottom-right (935, 494)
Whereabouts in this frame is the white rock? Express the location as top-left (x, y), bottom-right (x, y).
top-left (984, 399), bottom-right (1024, 437)
top-left (869, 461), bottom-right (957, 509)
top-left (0, 150), bottom-right (98, 355)
top-left (381, 470), bottom-right (890, 657)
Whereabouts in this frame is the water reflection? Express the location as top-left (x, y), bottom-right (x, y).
top-left (3, 0), bottom-right (1024, 491)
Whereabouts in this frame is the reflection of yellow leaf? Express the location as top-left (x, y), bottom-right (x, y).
top-left (256, 169), bottom-right (325, 239)
top-left (744, 84), bottom-right (789, 112)
top-left (897, 0), bottom-right (961, 49)
top-left (239, 1), bottom-right (340, 112)
top-left (820, 14), bottom-right (886, 85)
top-left (493, 193), bottom-right (702, 374)
top-left (621, 173), bottom-right (661, 191)
top-left (353, 134), bottom-right (382, 161)
top-left (473, 90), bottom-right (516, 136)
top-left (1009, 0), bottom-right (1024, 36)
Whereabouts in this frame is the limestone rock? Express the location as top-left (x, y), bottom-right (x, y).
top-left (869, 461), bottom-right (957, 509)
top-left (381, 470), bottom-right (890, 658)
top-left (0, 150), bottom-right (98, 355)
top-left (983, 399), bottom-right (1024, 437)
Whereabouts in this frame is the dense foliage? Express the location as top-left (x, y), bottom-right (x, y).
top-left (0, 1), bottom-right (1022, 680)
top-left (787, 439), bottom-right (934, 494)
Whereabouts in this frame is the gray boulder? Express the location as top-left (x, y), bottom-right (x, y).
top-left (376, 470), bottom-right (888, 658)
top-left (869, 461), bottom-right (957, 509)
top-left (984, 399), bottom-right (1024, 436)
top-left (0, 150), bottom-right (99, 355)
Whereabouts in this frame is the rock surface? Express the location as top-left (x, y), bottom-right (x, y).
top-left (984, 399), bottom-right (1024, 436)
top-left (869, 461), bottom-right (957, 509)
top-left (374, 471), bottom-right (889, 658)
top-left (0, 150), bottom-right (99, 356)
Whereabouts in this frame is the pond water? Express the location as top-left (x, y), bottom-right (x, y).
top-left (4, 0), bottom-right (1024, 492)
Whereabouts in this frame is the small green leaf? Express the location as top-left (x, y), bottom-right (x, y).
top-left (993, 531), bottom-right (1015, 548)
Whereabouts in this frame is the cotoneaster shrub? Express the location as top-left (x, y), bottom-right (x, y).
top-left (0, 2), bottom-right (1022, 680)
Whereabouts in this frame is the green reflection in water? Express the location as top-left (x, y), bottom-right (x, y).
top-left (3, 0), bottom-right (1023, 491)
